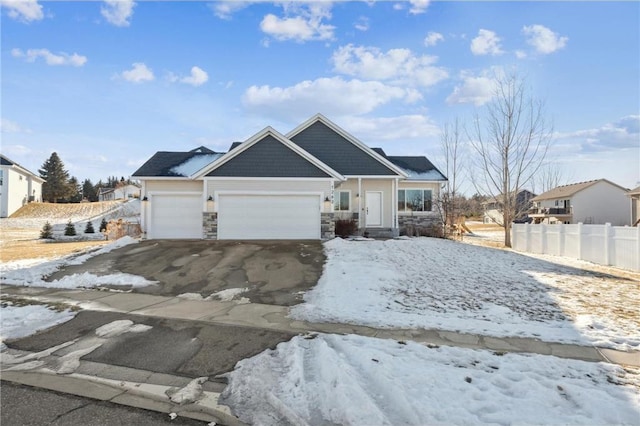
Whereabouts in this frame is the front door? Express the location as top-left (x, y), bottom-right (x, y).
top-left (365, 191), bottom-right (382, 227)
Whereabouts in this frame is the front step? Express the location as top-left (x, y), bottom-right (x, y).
top-left (362, 228), bottom-right (399, 238)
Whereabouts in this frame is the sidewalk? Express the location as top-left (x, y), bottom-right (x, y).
top-left (3, 285), bottom-right (638, 367)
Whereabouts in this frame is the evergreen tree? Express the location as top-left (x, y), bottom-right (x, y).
top-left (99, 217), bottom-right (109, 232)
top-left (64, 219), bottom-right (77, 236)
top-left (39, 152), bottom-right (72, 203)
top-left (84, 221), bottom-right (95, 234)
top-left (67, 176), bottom-right (82, 203)
top-left (82, 179), bottom-right (98, 202)
top-left (40, 221), bottom-right (53, 239)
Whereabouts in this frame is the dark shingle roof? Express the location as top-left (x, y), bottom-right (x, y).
top-left (289, 121), bottom-right (399, 176)
top-left (132, 151), bottom-right (224, 177)
top-left (1, 155), bottom-right (14, 166)
top-left (385, 156), bottom-right (447, 181)
top-left (207, 135), bottom-right (331, 178)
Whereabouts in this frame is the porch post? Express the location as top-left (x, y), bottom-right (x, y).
top-left (358, 177), bottom-right (362, 230)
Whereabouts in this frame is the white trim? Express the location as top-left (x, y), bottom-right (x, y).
top-left (344, 175), bottom-right (403, 179)
top-left (192, 126), bottom-right (345, 181)
top-left (286, 114), bottom-right (408, 178)
top-left (365, 191), bottom-right (383, 228)
top-left (148, 191), bottom-right (202, 197)
top-left (397, 188), bottom-right (433, 213)
top-left (203, 176), bottom-right (334, 182)
top-left (400, 179), bottom-right (447, 183)
top-left (135, 176), bottom-right (191, 181)
top-left (358, 177), bottom-right (362, 229)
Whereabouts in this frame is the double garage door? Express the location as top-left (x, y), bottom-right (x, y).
top-left (148, 193), bottom-right (321, 240)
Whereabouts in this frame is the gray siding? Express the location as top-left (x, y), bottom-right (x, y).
top-left (290, 122), bottom-right (398, 176)
top-left (207, 135), bottom-right (331, 178)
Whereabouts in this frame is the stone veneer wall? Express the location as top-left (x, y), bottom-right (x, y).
top-left (398, 214), bottom-right (441, 236)
top-left (203, 212), bottom-right (217, 239)
top-left (321, 212), bottom-right (335, 239)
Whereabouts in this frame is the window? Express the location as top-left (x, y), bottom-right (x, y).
top-left (398, 189), bottom-right (432, 212)
top-left (334, 191), bottom-right (350, 211)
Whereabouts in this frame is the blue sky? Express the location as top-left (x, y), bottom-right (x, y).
top-left (2, 0), bottom-right (639, 194)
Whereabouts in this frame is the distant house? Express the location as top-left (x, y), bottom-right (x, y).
top-left (0, 154), bottom-right (45, 218)
top-left (530, 179), bottom-right (629, 225)
top-left (483, 190), bottom-right (536, 225)
top-left (629, 186), bottom-right (640, 226)
top-left (98, 184), bottom-right (141, 201)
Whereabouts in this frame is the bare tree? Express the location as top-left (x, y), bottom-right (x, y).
top-left (534, 161), bottom-right (571, 194)
top-left (438, 117), bottom-right (465, 235)
top-left (469, 72), bottom-right (552, 247)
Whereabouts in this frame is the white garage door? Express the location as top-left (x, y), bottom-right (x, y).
top-left (218, 194), bottom-right (320, 240)
top-left (149, 194), bottom-right (202, 239)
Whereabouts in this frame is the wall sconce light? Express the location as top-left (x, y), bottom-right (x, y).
top-left (207, 195), bottom-right (215, 212)
top-left (323, 196), bottom-right (332, 212)
top-left (356, 193), bottom-right (360, 198)
top-left (207, 195), bottom-right (213, 201)
top-left (142, 196), bottom-right (148, 202)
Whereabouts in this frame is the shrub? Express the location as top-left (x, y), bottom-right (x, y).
top-left (99, 218), bottom-right (108, 233)
top-left (40, 221), bottom-right (53, 239)
top-left (84, 221), bottom-right (95, 234)
top-left (335, 219), bottom-right (358, 238)
top-left (64, 219), bottom-right (77, 236)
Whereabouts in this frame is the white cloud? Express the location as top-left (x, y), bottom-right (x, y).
top-left (409, 0), bottom-right (430, 15)
top-left (332, 44), bottom-right (448, 87)
top-left (243, 77), bottom-right (415, 120)
top-left (118, 63), bottom-right (154, 83)
top-left (515, 50), bottom-right (527, 59)
top-left (354, 16), bottom-right (369, 32)
top-left (173, 66), bottom-right (209, 87)
top-left (470, 29), bottom-right (503, 56)
top-left (522, 24), bottom-right (568, 55)
top-left (1, 118), bottom-right (30, 133)
top-left (424, 31), bottom-right (444, 47)
top-left (210, 1), bottom-right (252, 19)
top-left (446, 71), bottom-right (498, 106)
top-left (343, 114), bottom-right (441, 141)
top-left (0, 0), bottom-right (43, 22)
top-left (101, 0), bottom-right (135, 27)
top-left (11, 48), bottom-right (87, 67)
top-left (260, 2), bottom-right (335, 42)
top-left (555, 115), bottom-right (640, 152)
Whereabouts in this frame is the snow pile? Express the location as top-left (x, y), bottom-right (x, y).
top-left (0, 304), bottom-right (76, 349)
top-left (170, 154), bottom-right (223, 177)
top-left (166, 377), bottom-right (209, 404)
top-left (0, 236), bottom-right (156, 289)
top-left (222, 334), bottom-right (640, 426)
top-left (291, 238), bottom-right (639, 350)
top-left (212, 287), bottom-right (248, 302)
top-left (95, 320), bottom-right (152, 338)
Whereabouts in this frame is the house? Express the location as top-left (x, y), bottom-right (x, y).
top-left (482, 189), bottom-right (536, 225)
top-left (132, 114), bottom-right (447, 240)
top-left (529, 179), bottom-right (629, 225)
top-left (98, 184), bottom-right (141, 201)
top-left (0, 154), bottom-right (45, 218)
top-left (629, 186), bottom-right (640, 226)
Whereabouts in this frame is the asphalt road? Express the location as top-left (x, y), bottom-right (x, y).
top-left (1, 381), bottom-right (207, 426)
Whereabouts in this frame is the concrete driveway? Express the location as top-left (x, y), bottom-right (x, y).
top-left (48, 240), bottom-right (325, 306)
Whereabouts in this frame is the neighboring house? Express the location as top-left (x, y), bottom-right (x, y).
top-left (529, 179), bottom-right (629, 225)
top-left (629, 186), bottom-right (640, 226)
top-left (98, 184), bottom-right (141, 201)
top-left (132, 114), bottom-right (447, 240)
top-left (0, 154), bottom-right (45, 218)
top-left (482, 190), bottom-right (536, 225)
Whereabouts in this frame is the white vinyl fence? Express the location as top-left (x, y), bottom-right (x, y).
top-left (512, 223), bottom-right (640, 272)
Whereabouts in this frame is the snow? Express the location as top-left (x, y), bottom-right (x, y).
top-left (94, 319), bottom-right (152, 338)
top-left (291, 238), bottom-right (639, 350)
top-left (212, 287), bottom-right (248, 302)
top-left (1, 236), bottom-right (157, 289)
top-left (222, 333), bottom-right (640, 426)
top-left (170, 154), bottom-right (223, 177)
top-left (401, 168), bottom-right (446, 181)
top-left (166, 377), bottom-right (208, 404)
top-left (0, 304), bottom-right (76, 349)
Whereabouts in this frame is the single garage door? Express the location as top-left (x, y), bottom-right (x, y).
top-left (218, 194), bottom-right (320, 240)
top-left (149, 194), bottom-right (202, 239)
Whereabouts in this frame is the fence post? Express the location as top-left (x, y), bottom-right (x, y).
top-left (525, 223), bottom-right (531, 252)
top-left (577, 222), bottom-right (583, 260)
top-left (603, 223), bottom-right (612, 266)
top-left (540, 223), bottom-right (547, 254)
top-left (636, 225), bottom-right (640, 272)
top-left (558, 223), bottom-right (564, 256)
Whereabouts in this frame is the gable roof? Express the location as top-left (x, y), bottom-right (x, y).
top-left (385, 156), bottom-right (447, 181)
top-left (286, 114), bottom-right (408, 177)
top-left (132, 150), bottom-right (224, 178)
top-left (0, 154), bottom-right (45, 182)
top-left (629, 186), bottom-right (640, 196)
top-left (195, 127), bottom-right (344, 180)
top-left (532, 179), bottom-right (628, 201)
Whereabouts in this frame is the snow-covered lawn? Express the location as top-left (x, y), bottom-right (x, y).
top-left (291, 238), bottom-right (639, 350)
top-left (222, 333), bottom-right (640, 425)
top-left (0, 236), bottom-right (156, 289)
top-left (0, 302), bottom-right (76, 350)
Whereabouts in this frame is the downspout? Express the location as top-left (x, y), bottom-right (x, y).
top-left (358, 177), bottom-right (362, 230)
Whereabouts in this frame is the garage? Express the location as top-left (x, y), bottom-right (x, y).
top-left (217, 193), bottom-right (321, 240)
top-left (149, 193), bottom-right (203, 239)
